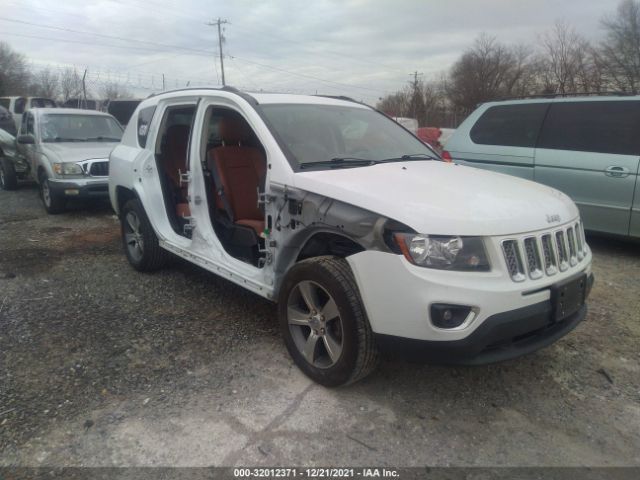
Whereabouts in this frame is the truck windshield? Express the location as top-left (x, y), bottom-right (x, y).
top-left (40, 114), bottom-right (123, 143)
top-left (260, 104), bottom-right (438, 170)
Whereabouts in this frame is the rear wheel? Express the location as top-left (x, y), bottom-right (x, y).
top-left (38, 171), bottom-right (65, 214)
top-left (0, 157), bottom-right (18, 190)
top-left (278, 256), bottom-right (379, 387)
top-left (121, 198), bottom-right (168, 271)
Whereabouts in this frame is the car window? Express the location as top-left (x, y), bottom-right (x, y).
top-left (14, 97), bottom-right (26, 114)
top-left (470, 103), bottom-right (549, 148)
top-left (26, 113), bottom-right (35, 135)
top-left (155, 105), bottom-right (196, 155)
top-left (20, 112), bottom-right (28, 133)
top-left (537, 101), bottom-right (640, 156)
top-left (137, 106), bottom-right (156, 147)
top-left (0, 98), bottom-right (9, 109)
top-left (30, 98), bottom-right (57, 108)
top-left (261, 104), bottom-right (436, 168)
top-left (40, 114), bottom-right (123, 142)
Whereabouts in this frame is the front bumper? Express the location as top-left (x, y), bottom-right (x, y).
top-left (48, 177), bottom-right (109, 199)
top-left (375, 290), bottom-right (590, 365)
top-left (347, 243), bottom-right (593, 364)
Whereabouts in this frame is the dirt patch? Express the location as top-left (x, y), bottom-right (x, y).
top-left (0, 246), bottom-right (60, 276)
top-left (58, 226), bottom-right (121, 255)
top-left (0, 214), bottom-right (40, 225)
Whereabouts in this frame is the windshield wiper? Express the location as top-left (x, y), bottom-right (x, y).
top-left (43, 137), bottom-right (83, 143)
top-left (299, 157), bottom-right (376, 169)
top-left (84, 136), bottom-right (121, 142)
top-left (377, 153), bottom-right (437, 163)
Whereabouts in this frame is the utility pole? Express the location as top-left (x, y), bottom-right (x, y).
top-left (82, 69), bottom-right (88, 109)
top-left (408, 71), bottom-right (423, 121)
top-left (207, 18), bottom-right (229, 85)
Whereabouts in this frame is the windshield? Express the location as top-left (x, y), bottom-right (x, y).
top-left (260, 104), bottom-right (438, 169)
top-left (40, 114), bottom-right (123, 143)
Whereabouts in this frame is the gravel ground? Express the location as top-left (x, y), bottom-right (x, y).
top-left (0, 183), bottom-right (639, 467)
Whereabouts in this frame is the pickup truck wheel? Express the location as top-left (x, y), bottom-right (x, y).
top-left (0, 157), bottom-right (18, 190)
top-left (38, 172), bottom-right (65, 214)
top-left (278, 256), bottom-right (379, 387)
top-left (121, 198), bottom-right (168, 271)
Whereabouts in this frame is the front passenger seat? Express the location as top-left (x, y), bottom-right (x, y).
top-left (207, 116), bottom-right (266, 236)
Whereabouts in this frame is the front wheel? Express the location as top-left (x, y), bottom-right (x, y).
top-left (278, 256), bottom-right (379, 387)
top-left (120, 198), bottom-right (168, 272)
top-left (0, 157), bottom-right (18, 190)
top-left (38, 171), bottom-right (66, 214)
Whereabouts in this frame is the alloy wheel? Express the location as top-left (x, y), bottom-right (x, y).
top-left (41, 180), bottom-right (51, 207)
top-left (287, 280), bottom-right (344, 368)
top-left (124, 211), bottom-right (145, 262)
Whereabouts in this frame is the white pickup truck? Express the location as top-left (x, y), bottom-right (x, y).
top-left (108, 87), bottom-right (593, 386)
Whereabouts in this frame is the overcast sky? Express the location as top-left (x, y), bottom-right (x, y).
top-left (0, 0), bottom-right (624, 103)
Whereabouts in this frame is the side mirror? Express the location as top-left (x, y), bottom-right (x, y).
top-left (17, 134), bottom-right (35, 145)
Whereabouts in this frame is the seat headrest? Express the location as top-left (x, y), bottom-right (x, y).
top-left (219, 116), bottom-right (251, 145)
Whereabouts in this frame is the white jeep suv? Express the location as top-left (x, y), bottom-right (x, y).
top-left (109, 87), bottom-right (593, 386)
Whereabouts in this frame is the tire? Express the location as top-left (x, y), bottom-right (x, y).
top-left (0, 157), bottom-right (18, 190)
top-left (38, 171), bottom-right (66, 214)
top-left (120, 198), bottom-right (169, 272)
top-left (278, 256), bottom-right (379, 387)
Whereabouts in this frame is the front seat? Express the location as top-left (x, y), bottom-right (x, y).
top-left (207, 116), bottom-right (266, 236)
top-left (163, 124), bottom-right (190, 217)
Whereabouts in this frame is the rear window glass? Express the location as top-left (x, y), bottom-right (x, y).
top-left (14, 97), bottom-right (26, 114)
top-left (31, 98), bottom-right (57, 108)
top-left (537, 101), bottom-right (640, 156)
top-left (470, 103), bottom-right (549, 148)
top-left (137, 106), bottom-right (156, 148)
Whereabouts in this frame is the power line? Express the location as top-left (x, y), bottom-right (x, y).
top-left (0, 17), bottom-right (215, 55)
top-left (228, 55), bottom-right (386, 95)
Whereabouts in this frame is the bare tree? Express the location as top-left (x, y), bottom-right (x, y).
top-left (59, 68), bottom-right (83, 102)
top-left (100, 81), bottom-right (133, 100)
top-left (377, 91), bottom-right (411, 118)
top-left (29, 68), bottom-right (59, 98)
top-left (0, 42), bottom-right (30, 96)
top-left (600, 0), bottom-right (640, 93)
top-left (538, 21), bottom-right (595, 94)
top-left (446, 34), bottom-right (534, 113)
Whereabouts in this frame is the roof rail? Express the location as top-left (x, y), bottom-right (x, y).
top-left (146, 85), bottom-right (259, 104)
top-left (498, 91), bottom-right (636, 101)
top-left (313, 95), bottom-right (375, 109)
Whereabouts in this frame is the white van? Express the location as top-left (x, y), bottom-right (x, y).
top-left (109, 88), bottom-right (593, 386)
top-left (0, 96), bottom-right (58, 130)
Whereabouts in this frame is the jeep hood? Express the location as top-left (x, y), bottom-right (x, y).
top-left (293, 161), bottom-right (579, 236)
top-left (41, 142), bottom-right (117, 163)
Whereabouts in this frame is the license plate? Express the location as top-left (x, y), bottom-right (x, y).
top-left (552, 274), bottom-right (587, 321)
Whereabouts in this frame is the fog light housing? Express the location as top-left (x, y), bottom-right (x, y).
top-left (430, 304), bottom-right (472, 329)
top-left (64, 189), bottom-right (80, 196)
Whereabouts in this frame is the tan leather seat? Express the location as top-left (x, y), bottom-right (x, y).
top-left (163, 124), bottom-right (190, 217)
top-left (207, 116), bottom-right (265, 236)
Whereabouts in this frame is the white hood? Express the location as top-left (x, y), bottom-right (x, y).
top-left (41, 142), bottom-right (117, 164)
top-left (293, 161), bottom-right (579, 236)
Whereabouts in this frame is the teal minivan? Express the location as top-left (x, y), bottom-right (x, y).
top-left (444, 96), bottom-right (640, 238)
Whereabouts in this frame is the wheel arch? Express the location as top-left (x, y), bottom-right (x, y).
top-left (114, 185), bottom-right (140, 217)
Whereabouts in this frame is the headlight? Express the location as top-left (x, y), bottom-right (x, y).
top-left (53, 162), bottom-right (84, 176)
top-left (393, 233), bottom-right (490, 271)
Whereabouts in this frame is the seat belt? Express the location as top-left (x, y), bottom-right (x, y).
top-left (207, 151), bottom-right (235, 223)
